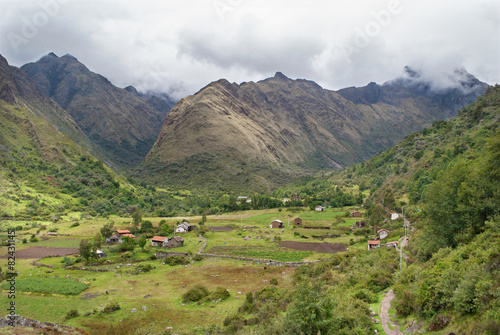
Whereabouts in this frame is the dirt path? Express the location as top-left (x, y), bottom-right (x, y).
top-left (380, 289), bottom-right (402, 335)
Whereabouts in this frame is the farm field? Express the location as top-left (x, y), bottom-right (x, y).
top-left (0, 206), bottom-right (392, 334)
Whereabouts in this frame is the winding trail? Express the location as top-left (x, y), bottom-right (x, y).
top-left (380, 289), bottom-right (403, 335)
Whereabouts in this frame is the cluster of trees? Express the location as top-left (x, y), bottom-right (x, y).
top-left (216, 247), bottom-right (399, 334)
top-left (394, 222), bottom-right (500, 333)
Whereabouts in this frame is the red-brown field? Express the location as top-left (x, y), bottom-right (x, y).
top-left (279, 241), bottom-right (346, 253)
top-left (0, 246), bottom-right (79, 259)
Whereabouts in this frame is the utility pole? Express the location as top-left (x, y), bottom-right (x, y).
top-left (400, 206), bottom-right (404, 272)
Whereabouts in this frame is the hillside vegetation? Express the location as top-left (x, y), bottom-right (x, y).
top-left (244, 85), bottom-right (500, 334)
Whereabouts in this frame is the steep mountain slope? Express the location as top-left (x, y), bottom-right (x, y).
top-left (0, 54), bottom-right (97, 159)
top-left (139, 70), bottom-right (487, 192)
top-left (21, 53), bottom-right (170, 170)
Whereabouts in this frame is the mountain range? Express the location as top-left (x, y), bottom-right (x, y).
top-left (0, 52), bottom-right (489, 192)
top-left (21, 53), bottom-right (175, 170)
top-left (137, 68), bottom-right (487, 191)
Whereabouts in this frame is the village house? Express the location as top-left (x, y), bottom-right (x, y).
top-left (390, 212), bottom-right (399, 221)
top-left (96, 249), bottom-right (107, 258)
top-left (315, 206), bottom-right (324, 212)
top-left (293, 218), bottom-right (303, 226)
top-left (269, 220), bottom-right (284, 229)
top-left (176, 222), bottom-right (192, 233)
top-left (378, 229), bottom-right (390, 240)
top-left (168, 236), bottom-right (184, 248)
top-left (150, 236), bottom-right (168, 247)
top-left (121, 233), bottom-right (136, 239)
top-left (116, 229), bottom-right (131, 236)
top-left (367, 240), bottom-right (380, 250)
top-left (355, 221), bottom-right (366, 228)
top-left (351, 211), bottom-right (362, 217)
top-left (106, 233), bottom-right (121, 244)
top-left (385, 241), bottom-right (399, 248)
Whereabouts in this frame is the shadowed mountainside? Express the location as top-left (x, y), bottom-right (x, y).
top-left (21, 53), bottom-right (172, 170)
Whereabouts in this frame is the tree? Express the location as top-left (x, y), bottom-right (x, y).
top-left (284, 282), bottom-right (335, 334)
top-left (100, 221), bottom-right (114, 239)
top-left (138, 235), bottom-right (147, 251)
top-left (79, 239), bottom-right (92, 263)
top-left (383, 187), bottom-right (396, 211)
top-left (201, 210), bottom-right (207, 226)
top-left (140, 220), bottom-right (153, 233)
top-left (161, 223), bottom-right (174, 236)
top-left (132, 208), bottom-right (142, 226)
top-left (369, 203), bottom-right (385, 234)
top-left (119, 236), bottom-right (136, 252)
top-left (92, 232), bottom-right (102, 251)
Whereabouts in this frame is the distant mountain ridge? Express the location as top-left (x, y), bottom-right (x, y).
top-left (138, 69), bottom-right (487, 192)
top-left (338, 66), bottom-right (488, 112)
top-left (21, 53), bottom-right (174, 170)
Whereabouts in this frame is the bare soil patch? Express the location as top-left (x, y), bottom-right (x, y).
top-left (278, 241), bottom-right (346, 253)
top-left (0, 246), bottom-right (78, 259)
top-left (209, 226), bottom-right (234, 232)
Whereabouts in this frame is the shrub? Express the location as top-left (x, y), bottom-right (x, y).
top-left (193, 254), bottom-right (203, 262)
top-left (70, 222), bottom-right (80, 228)
top-left (64, 309), bottom-right (79, 320)
top-left (211, 287), bottom-right (230, 301)
top-left (163, 256), bottom-right (190, 266)
top-left (120, 252), bottom-right (133, 260)
top-left (102, 302), bottom-right (120, 314)
top-left (223, 314), bottom-right (246, 333)
top-left (353, 289), bottom-right (377, 303)
top-left (132, 264), bottom-right (155, 274)
top-left (270, 278), bottom-right (278, 286)
top-left (182, 285), bottom-right (210, 303)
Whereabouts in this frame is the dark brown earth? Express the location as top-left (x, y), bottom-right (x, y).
top-left (278, 241), bottom-right (346, 253)
top-left (0, 247), bottom-right (79, 259)
top-left (209, 226), bottom-right (234, 232)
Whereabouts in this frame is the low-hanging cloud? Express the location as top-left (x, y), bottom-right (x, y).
top-left (0, 0), bottom-right (498, 99)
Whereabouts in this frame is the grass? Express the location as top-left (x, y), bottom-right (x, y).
top-left (0, 207), bottom-right (356, 333)
top-left (0, 277), bottom-right (89, 295)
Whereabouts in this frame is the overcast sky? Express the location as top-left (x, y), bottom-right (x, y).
top-left (0, 0), bottom-right (498, 99)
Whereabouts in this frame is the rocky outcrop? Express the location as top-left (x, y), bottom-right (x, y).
top-left (0, 315), bottom-right (89, 334)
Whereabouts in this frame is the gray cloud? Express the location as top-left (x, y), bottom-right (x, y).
top-left (0, 0), bottom-right (498, 99)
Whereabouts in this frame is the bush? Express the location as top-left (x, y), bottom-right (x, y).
top-left (70, 222), bottom-right (80, 228)
top-left (64, 309), bottom-right (79, 320)
top-left (163, 256), bottom-right (190, 266)
top-left (182, 285), bottom-right (210, 303)
top-left (223, 314), bottom-right (246, 333)
top-left (270, 278), bottom-right (278, 286)
top-left (120, 252), bottom-right (133, 259)
top-left (211, 287), bottom-right (230, 301)
top-left (132, 264), bottom-right (155, 274)
top-left (193, 254), bottom-right (203, 262)
top-left (102, 302), bottom-right (120, 314)
top-left (353, 289), bottom-right (377, 303)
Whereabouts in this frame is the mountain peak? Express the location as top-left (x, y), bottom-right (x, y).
top-left (274, 72), bottom-right (289, 81)
top-left (62, 53), bottom-right (78, 61)
top-left (0, 54), bottom-right (8, 65)
top-left (403, 66), bottom-right (421, 79)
